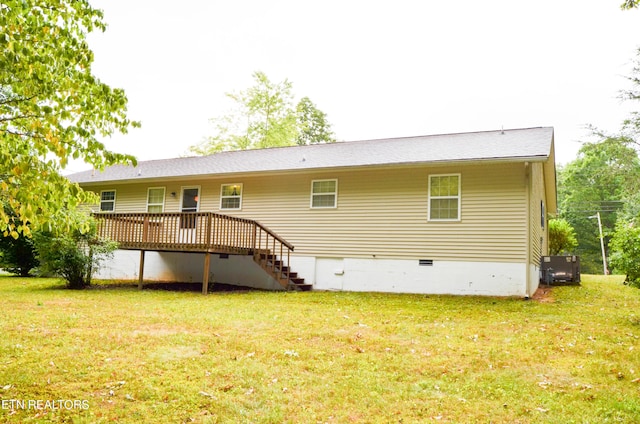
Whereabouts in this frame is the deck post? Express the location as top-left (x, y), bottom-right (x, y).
top-left (138, 250), bottom-right (145, 290)
top-left (202, 252), bottom-right (211, 295)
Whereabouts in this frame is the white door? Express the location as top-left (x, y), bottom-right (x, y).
top-left (179, 187), bottom-right (200, 243)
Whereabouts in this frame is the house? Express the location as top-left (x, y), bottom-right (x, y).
top-left (67, 127), bottom-right (557, 297)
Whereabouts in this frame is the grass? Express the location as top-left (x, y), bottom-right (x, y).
top-left (0, 276), bottom-right (639, 423)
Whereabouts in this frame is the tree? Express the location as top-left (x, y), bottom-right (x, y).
top-left (605, 47), bottom-right (640, 284)
top-left (1, 0), bottom-right (138, 239)
top-left (190, 72), bottom-right (334, 154)
top-left (557, 136), bottom-right (640, 272)
top-left (34, 213), bottom-right (116, 289)
top-left (620, 48), bottom-right (640, 145)
top-left (548, 218), bottom-right (578, 255)
top-left (295, 97), bottom-right (336, 146)
top-left (621, 0), bottom-right (639, 10)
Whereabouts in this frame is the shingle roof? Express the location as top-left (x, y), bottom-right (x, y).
top-left (67, 127), bottom-right (554, 184)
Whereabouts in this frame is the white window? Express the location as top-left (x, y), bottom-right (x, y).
top-left (428, 174), bottom-right (460, 221)
top-left (147, 187), bottom-right (165, 213)
top-left (220, 184), bottom-right (242, 210)
top-left (100, 190), bottom-right (116, 212)
top-left (311, 179), bottom-right (337, 208)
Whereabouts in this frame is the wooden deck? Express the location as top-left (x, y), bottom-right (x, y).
top-left (93, 212), bottom-right (310, 292)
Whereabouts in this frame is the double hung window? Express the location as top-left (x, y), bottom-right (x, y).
top-left (428, 174), bottom-right (460, 221)
top-left (220, 184), bottom-right (242, 210)
top-left (311, 180), bottom-right (337, 208)
top-left (100, 190), bottom-right (116, 212)
top-left (147, 188), bottom-right (165, 213)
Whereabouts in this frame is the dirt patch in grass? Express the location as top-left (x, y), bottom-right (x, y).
top-left (150, 345), bottom-right (202, 362)
top-left (89, 281), bottom-right (258, 292)
top-left (142, 282), bottom-right (258, 292)
top-left (532, 285), bottom-right (555, 303)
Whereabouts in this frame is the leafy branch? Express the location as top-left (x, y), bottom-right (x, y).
top-left (1, 0), bottom-right (139, 236)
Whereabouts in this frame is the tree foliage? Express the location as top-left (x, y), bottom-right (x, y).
top-left (0, 199), bottom-right (38, 275)
top-left (295, 96), bottom-right (335, 146)
top-left (548, 218), bottom-right (578, 255)
top-left (34, 213), bottom-right (116, 289)
top-left (620, 0), bottom-right (639, 10)
top-left (0, 229), bottom-right (38, 276)
top-left (190, 71), bottom-right (334, 154)
top-left (557, 136), bottom-right (640, 272)
top-left (604, 47), bottom-right (640, 285)
top-left (609, 220), bottom-right (640, 287)
top-left (620, 48), bottom-right (640, 144)
top-left (1, 0), bottom-right (138, 238)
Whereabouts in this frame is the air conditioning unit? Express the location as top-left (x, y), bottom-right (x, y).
top-left (540, 256), bottom-right (581, 284)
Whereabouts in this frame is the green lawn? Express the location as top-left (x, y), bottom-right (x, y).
top-left (0, 275), bottom-right (638, 423)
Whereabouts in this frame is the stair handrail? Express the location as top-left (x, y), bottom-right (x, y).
top-left (253, 221), bottom-right (294, 251)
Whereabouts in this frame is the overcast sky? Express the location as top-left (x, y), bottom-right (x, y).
top-left (81, 0), bottom-right (640, 172)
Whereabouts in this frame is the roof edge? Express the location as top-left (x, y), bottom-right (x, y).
top-left (75, 154), bottom-right (552, 186)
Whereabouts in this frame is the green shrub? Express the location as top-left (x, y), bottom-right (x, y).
top-left (0, 232), bottom-right (38, 276)
top-left (609, 219), bottom-right (640, 287)
top-left (0, 200), bottom-right (38, 276)
top-left (548, 218), bottom-right (578, 255)
top-left (34, 217), bottom-right (117, 289)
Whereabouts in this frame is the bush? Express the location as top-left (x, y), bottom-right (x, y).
top-left (548, 218), bottom-right (578, 255)
top-left (0, 232), bottom-right (38, 276)
top-left (609, 219), bottom-right (640, 287)
top-left (35, 217), bottom-right (117, 289)
top-left (0, 200), bottom-right (38, 276)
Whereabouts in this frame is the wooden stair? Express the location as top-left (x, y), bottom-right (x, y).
top-left (254, 252), bottom-right (313, 291)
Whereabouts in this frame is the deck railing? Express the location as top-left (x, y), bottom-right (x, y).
top-left (93, 212), bottom-right (294, 283)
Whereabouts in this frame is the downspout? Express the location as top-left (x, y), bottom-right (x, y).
top-left (524, 162), bottom-right (531, 298)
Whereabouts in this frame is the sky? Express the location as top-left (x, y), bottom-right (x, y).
top-left (79, 0), bottom-right (640, 173)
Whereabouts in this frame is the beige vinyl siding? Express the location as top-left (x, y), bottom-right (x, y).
top-left (85, 162), bottom-right (529, 263)
top-left (529, 162), bottom-right (548, 265)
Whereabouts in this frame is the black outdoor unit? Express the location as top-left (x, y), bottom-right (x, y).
top-left (540, 255), bottom-right (581, 284)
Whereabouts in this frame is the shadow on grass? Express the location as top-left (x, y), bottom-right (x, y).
top-left (89, 281), bottom-right (260, 293)
top-left (6, 276), bottom-right (259, 293)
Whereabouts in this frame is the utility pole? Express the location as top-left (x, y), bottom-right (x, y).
top-left (589, 212), bottom-right (608, 275)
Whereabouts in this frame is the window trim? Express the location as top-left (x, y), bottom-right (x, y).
top-left (146, 187), bottom-right (166, 213)
top-left (220, 183), bottom-right (243, 210)
top-left (428, 174), bottom-right (461, 221)
top-left (310, 179), bottom-right (338, 209)
top-left (99, 190), bottom-right (116, 212)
